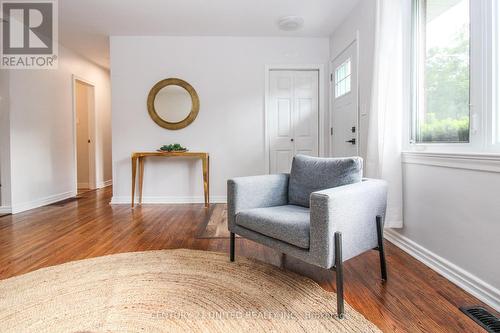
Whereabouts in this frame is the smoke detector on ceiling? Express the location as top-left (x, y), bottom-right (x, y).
top-left (277, 16), bottom-right (304, 31)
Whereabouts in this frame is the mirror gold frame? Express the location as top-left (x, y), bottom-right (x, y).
top-left (147, 78), bottom-right (200, 130)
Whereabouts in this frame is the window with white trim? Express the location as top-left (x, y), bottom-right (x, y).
top-left (335, 59), bottom-right (351, 98)
top-left (411, 0), bottom-right (498, 151)
top-left (412, 0), bottom-right (470, 143)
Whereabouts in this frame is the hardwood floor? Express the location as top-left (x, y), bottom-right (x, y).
top-left (0, 186), bottom-right (496, 332)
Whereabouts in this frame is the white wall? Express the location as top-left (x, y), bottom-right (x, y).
top-left (0, 71), bottom-right (11, 211)
top-left (110, 36), bottom-right (329, 203)
top-left (6, 46), bottom-right (112, 213)
top-left (329, 0), bottom-right (376, 160)
top-left (393, 157), bottom-right (500, 310)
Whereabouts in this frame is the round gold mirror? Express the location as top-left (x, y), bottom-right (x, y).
top-left (147, 78), bottom-right (200, 130)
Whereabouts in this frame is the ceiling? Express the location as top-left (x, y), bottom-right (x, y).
top-left (59, 0), bottom-right (359, 68)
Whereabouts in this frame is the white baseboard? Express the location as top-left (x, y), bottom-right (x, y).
top-left (110, 195), bottom-right (227, 205)
top-left (97, 179), bottom-right (112, 188)
top-left (385, 229), bottom-right (500, 311)
top-left (77, 182), bottom-right (90, 189)
top-left (11, 191), bottom-right (77, 214)
top-left (0, 206), bottom-right (11, 214)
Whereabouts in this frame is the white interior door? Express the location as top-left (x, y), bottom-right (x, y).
top-left (331, 41), bottom-right (358, 157)
top-left (268, 70), bottom-right (319, 173)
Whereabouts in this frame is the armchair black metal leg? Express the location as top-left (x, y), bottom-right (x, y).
top-left (334, 232), bottom-right (344, 319)
top-left (376, 216), bottom-right (388, 282)
top-left (230, 232), bottom-right (235, 262)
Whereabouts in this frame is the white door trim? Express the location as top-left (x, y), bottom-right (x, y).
top-left (329, 33), bottom-right (360, 157)
top-left (264, 64), bottom-right (326, 174)
top-left (72, 75), bottom-right (97, 191)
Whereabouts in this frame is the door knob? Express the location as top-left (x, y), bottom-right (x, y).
top-left (346, 138), bottom-right (356, 145)
top-left (291, 138), bottom-right (294, 142)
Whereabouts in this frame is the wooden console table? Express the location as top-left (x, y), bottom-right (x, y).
top-left (131, 151), bottom-right (209, 208)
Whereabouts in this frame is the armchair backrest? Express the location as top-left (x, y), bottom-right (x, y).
top-left (288, 155), bottom-right (363, 208)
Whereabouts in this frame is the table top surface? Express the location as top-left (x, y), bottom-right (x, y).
top-left (132, 151), bottom-right (208, 158)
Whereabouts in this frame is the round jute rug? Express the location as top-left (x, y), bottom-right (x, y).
top-left (0, 249), bottom-right (381, 333)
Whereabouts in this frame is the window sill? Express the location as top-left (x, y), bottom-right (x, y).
top-left (401, 151), bottom-right (500, 173)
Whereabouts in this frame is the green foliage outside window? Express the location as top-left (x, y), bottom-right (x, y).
top-left (420, 28), bottom-right (470, 142)
top-left (420, 114), bottom-right (470, 142)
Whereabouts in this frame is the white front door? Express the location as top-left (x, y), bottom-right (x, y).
top-left (331, 41), bottom-right (358, 157)
top-left (268, 70), bottom-right (319, 173)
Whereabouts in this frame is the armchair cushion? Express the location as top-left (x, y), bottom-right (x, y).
top-left (227, 174), bottom-right (289, 231)
top-left (235, 205), bottom-right (310, 249)
top-left (288, 155), bottom-right (363, 208)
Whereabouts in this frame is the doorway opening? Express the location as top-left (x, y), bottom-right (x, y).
top-left (73, 77), bottom-right (96, 193)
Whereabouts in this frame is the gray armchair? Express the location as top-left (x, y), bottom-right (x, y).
top-left (227, 155), bottom-right (388, 318)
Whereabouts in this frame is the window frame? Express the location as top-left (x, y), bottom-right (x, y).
top-left (408, 0), bottom-right (497, 153)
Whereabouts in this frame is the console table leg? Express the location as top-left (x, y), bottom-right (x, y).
top-left (202, 156), bottom-right (209, 208)
top-left (138, 157), bottom-right (145, 205)
top-left (131, 156), bottom-right (137, 207)
top-left (207, 155), bottom-right (210, 206)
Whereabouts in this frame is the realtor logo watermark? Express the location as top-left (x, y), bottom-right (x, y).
top-left (1, 0), bottom-right (58, 69)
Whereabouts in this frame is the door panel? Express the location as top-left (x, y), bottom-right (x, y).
top-left (293, 71), bottom-right (319, 161)
top-left (269, 70), bottom-right (319, 174)
top-left (296, 99), bottom-right (312, 137)
top-left (269, 71), bottom-right (294, 174)
top-left (296, 149), bottom-right (314, 156)
top-left (332, 42), bottom-right (358, 157)
top-left (277, 99), bottom-right (292, 137)
top-left (275, 150), bottom-right (294, 174)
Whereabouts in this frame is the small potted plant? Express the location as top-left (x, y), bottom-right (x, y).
top-left (158, 143), bottom-right (188, 152)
